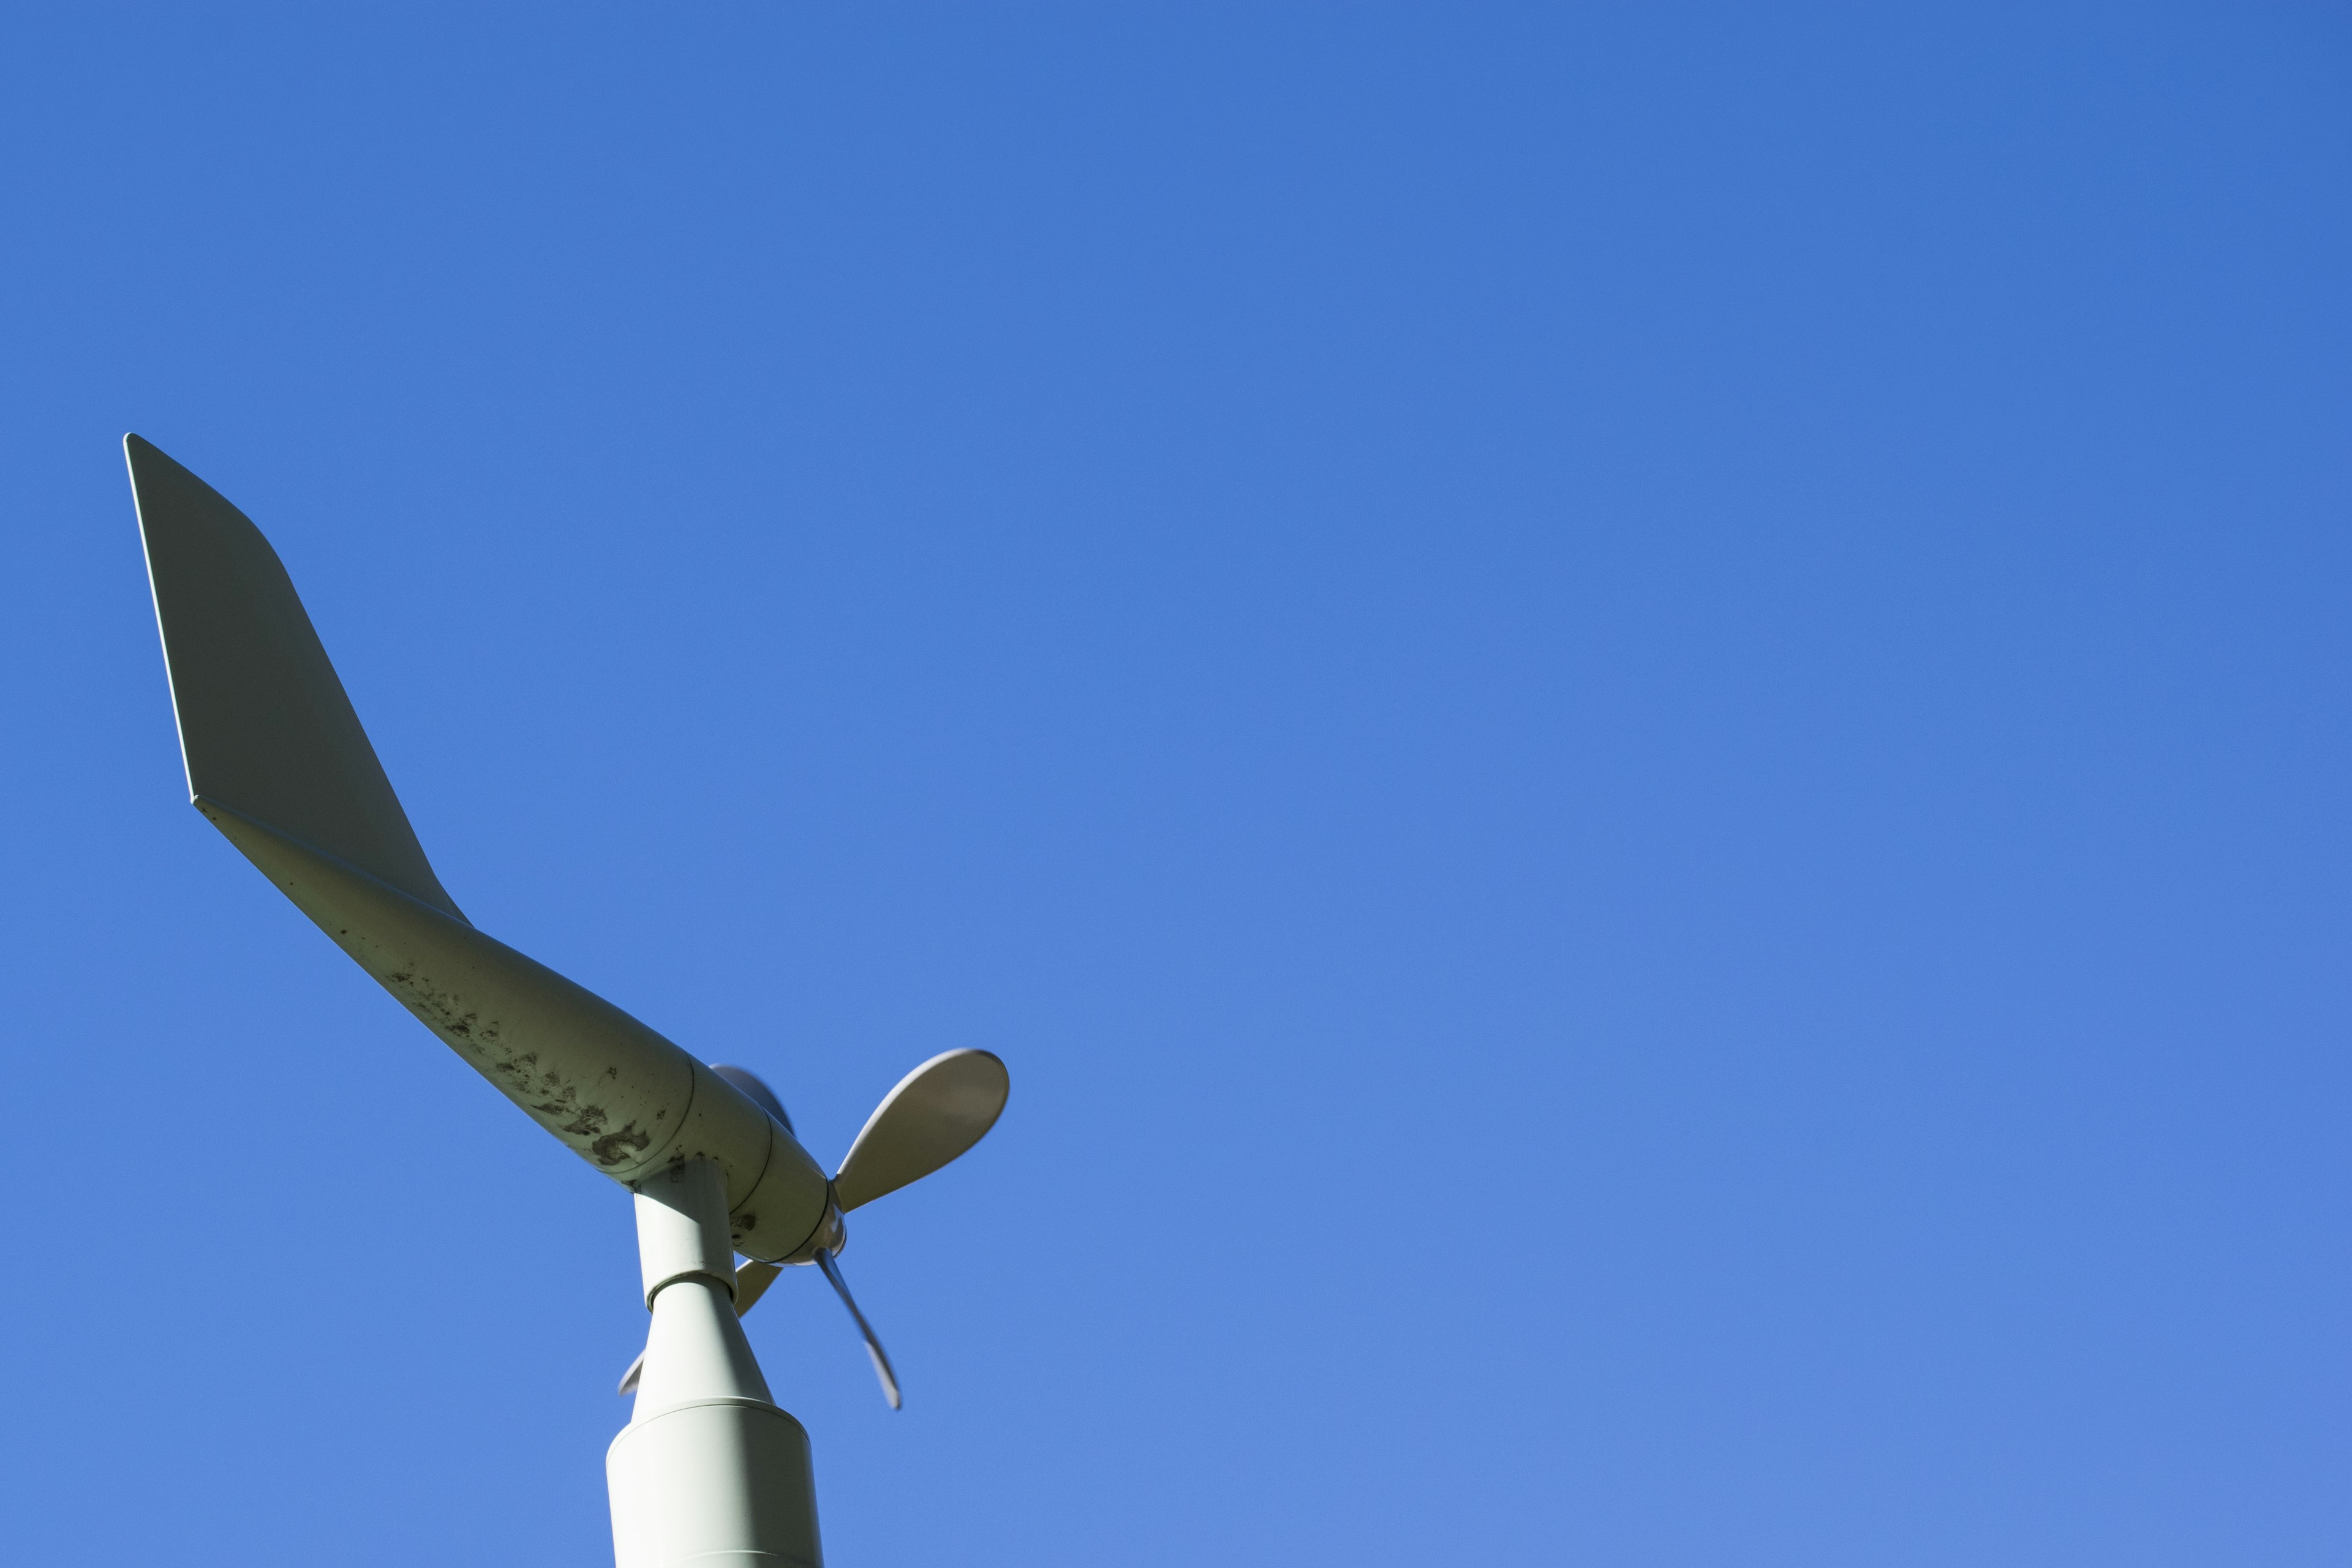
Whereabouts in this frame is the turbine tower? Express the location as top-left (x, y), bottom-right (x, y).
top-left (126, 434), bottom-right (1008, 1567)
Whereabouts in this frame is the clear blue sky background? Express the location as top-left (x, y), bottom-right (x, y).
top-left (1, 6), bottom-right (2345, 1564)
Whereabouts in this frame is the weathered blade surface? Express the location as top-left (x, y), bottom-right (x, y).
top-left (193, 774), bottom-right (827, 1253)
top-left (833, 1049), bottom-right (1009, 1213)
top-left (127, 434), bottom-right (462, 920)
top-left (203, 795), bottom-right (692, 1175)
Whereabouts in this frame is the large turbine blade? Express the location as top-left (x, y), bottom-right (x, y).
top-left (127, 434), bottom-right (462, 919)
top-left (833, 1049), bottom-right (1009, 1213)
top-left (815, 1248), bottom-right (901, 1410)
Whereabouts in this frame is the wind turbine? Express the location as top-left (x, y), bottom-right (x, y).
top-left (126, 434), bottom-right (1008, 1567)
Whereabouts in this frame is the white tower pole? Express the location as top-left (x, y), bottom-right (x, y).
top-left (608, 1159), bottom-right (823, 1568)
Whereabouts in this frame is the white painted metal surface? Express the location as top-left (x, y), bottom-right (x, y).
top-left (611, 1159), bottom-right (822, 1568)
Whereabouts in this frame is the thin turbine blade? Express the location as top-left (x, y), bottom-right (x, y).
top-left (618, 1348), bottom-right (646, 1397)
top-left (815, 1248), bottom-right (902, 1410)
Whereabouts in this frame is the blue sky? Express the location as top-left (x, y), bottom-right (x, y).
top-left (1, 5), bottom-right (2346, 1564)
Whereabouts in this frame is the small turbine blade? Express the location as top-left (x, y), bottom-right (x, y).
top-left (833, 1049), bottom-right (1009, 1212)
top-left (734, 1259), bottom-right (784, 1317)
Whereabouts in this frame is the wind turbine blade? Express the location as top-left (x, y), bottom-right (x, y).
top-left (127, 434), bottom-right (462, 920)
top-left (815, 1248), bottom-right (902, 1409)
top-left (618, 1348), bottom-right (646, 1396)
top-left (734, 1259), bottom-right (784, 1317)
top-left (833, 1049), bottom-right (1009, 1213)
